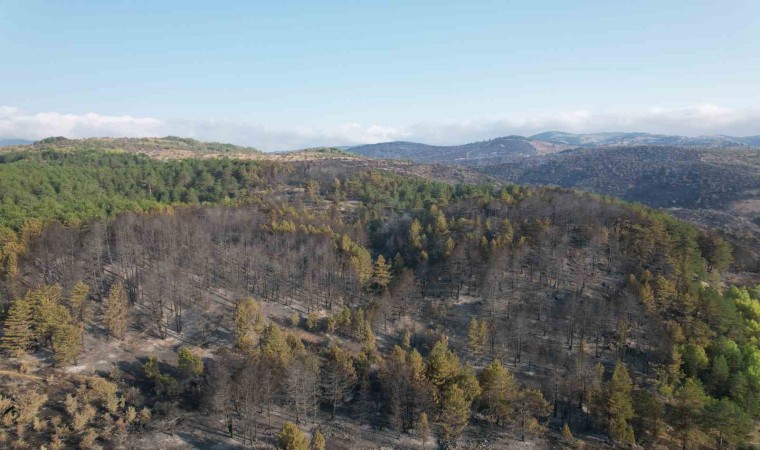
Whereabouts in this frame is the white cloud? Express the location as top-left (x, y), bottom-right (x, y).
top-left (1, 104), bottom-right (759, 151)
top-left (0, 108), bottom-right (164, 141)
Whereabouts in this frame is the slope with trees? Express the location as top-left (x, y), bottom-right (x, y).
top-left (0, 144), bottom-right (758, 448)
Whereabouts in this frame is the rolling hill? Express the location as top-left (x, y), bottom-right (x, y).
top-left (0, 136), bottom-right (261, 158)
top-left (349, 135), bottom-right (568, 165)
top-left (480, 145), bottom-right (760, 210)
top-left (479, 145), bottom-right (760, 270)
top-left (349, 132), bottom-right (760, 166)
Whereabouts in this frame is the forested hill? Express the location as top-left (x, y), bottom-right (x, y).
top-left (480, 145), bottom-right (760, 210)
top-left (0, 145), bottom-right (758, 449)
top-left (349, 136), bottom-right (567, 165)
top-left (477, 146), bottom-right (760, 273)
top-left (1, 136), bottom-right (261, 158)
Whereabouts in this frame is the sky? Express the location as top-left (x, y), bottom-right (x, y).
top-left (1, 0), bottom-right (760, 150)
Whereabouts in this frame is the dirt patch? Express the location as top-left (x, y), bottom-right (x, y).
top-left (731, 198), bottom-right (760, 214)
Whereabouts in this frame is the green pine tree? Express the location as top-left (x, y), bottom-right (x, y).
top-left (372, 254), bottom-right (391, 290)
top-left (0, 294), bottom-right (35, 356)
top-left (52, 318), bottom-right (82, 366)
top-left (479, 359), bottom-right (519, 426)
top-left (607, 361), bottom-right (635, 444)
top-left (104, 282), bottom-right (129, 340)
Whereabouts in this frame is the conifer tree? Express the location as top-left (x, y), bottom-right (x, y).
top-left (704, 397), bottom-right (752, 449)
top-left (479, 359), bottom-right (519, 426)
top-left (262, 323), bottom-right (291, 366)
top-left (32, 284), bottom-right (64, 348)
top-left (52, 318), bottom-right (82, 366)
top-left (233, 297), bottom-right (264, 351)
top-left (335, 305), bottom-right (352, 335)
top-left (178, 348), bottom-right (204, 379)
top-left (708, 355), bottom-right (730, 394)
top-left (427, 338), bottom-right (461, 391)
top-left (419, 411), bottom-right (430, 450)
top-left (517, 388), bottom-right (551, 441)
top-left (392, 252), bottom-right (405, 272)
top-left (305, 179), bottom-right (319, 199)
top-left (562, 423), bottom-right (574, 443)
top-left (0, 295), bottom-right (35, 356)
top-left (104, 282), bottom-right (128, 340)
top-left (67, 281), bottom-right (91, 325)
top-left (467, 318), bottom-right (486, 359)
top-left (669, 378), bottom-right (707, 450)
top-left (277, 421), bottom-right (308, 450)
top-left (443, 237), bottom-right (455, 258)
top-left (372, 254), bottom-right (391, 291)
top-left (402, 329), bottom-right (411, 349)
top-left (321, 346), bottom-right (357, 419)
top-left (360, 320), bottom-right (377, 354)
top-left (633, 389), bottom-right (664, 445)
top-left (438, 385), bottom-right (470, 443)
top-left (434, 211), bottom-right (448, 236)
top-left (607, 361), bottom-right (635, 444)
top-left (309, 429), bottom-right (325, 450)
top-left (409, 218), bottom-right (423, 249)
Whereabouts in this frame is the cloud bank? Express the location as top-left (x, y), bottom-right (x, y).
top-left (1, 104), bottom-right (759, 151)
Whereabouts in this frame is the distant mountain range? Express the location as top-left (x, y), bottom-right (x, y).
top-left (0, 139), bottom-right (33, 147)
top-left (530, 131), bottom-right (760, 147)
top-left (348, 136), bottom-right (564, 165)
top-left (349, 132), bottom-right (760, 165)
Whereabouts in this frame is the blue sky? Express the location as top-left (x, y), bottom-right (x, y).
top-left (1, 0), bottom-right (760, 149)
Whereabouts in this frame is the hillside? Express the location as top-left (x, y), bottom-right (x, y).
top-left (349, 136), bottom-right (568, 165)
top-left (0, 144), bottom-right (758, 449)
top-left (479, 146), bottom-right (760, 267)
top-left (1, 136), bottom-right (261, 158)
top-left (349, 132), bottom-right (760, 167)
top-left (480, 146), bottom-right (760, 210)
